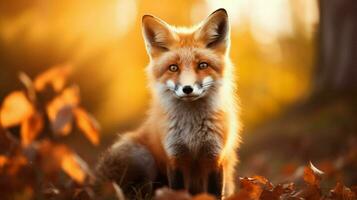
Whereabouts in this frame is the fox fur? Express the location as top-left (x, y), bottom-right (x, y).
top-left (96, 8), bottom-right (241, 199)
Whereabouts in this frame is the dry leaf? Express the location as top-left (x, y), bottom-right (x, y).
top-left (252, 175), bottom-right (269, 185)
top-left (34, 64), bottom-right (72, 92)
top-left (303, 162), bottom-right (324, 185)
top-left (74, 108), bottom-right (100, 145)
top-left (0, 91), bottom-right (34, 127)
top-left (329, 182), bottom-right (356, 200)
top-left (236, 177), bottom-right (263, 200)
top-left (21, 112), bottom-right (43, 147)
top-left (293, 185), bottom-right (321, 199)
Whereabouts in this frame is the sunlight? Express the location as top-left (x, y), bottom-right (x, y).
top-left (115, 0), bottom-right (137, 37)
top-left (249, 0), bottom-right (293, 45)
top-left (204, 0), bottom-right (293, 44)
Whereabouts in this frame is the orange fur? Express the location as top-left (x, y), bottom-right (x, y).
top-left (97, 9), bottom-right (240, 199)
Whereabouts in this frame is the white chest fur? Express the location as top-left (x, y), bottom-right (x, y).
top-left (163, 100), bottom-right (224, 159)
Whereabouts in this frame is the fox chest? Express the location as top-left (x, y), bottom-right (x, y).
top-left (164, 110), bottom-right (224, 159)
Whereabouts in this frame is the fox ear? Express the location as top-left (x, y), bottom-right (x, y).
top-left (195, 9), bottom-right (230, 52)
top-left (142, 15), bottom-right (176, 56)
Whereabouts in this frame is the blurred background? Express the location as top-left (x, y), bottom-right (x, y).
top-left (0, 0), bottom-right (356, 188)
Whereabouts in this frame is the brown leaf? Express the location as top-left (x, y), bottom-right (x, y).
top-left (293, 185), bottom-right (321, 200)
top-left (0, 91), bottom-right (34, 127)
top-left (252, 175), bottom-right (269, 185)
top-left (329, 182), bottom-right (356, 200)
top-left (21, 112), bottom-right (43, 147)
top-left (74, 107), bottom-right (100, 145)
top-left (34, 64), bottom-right (72, 92)
top-left (303, 162), bottom-right (324, 185)
top-left (232, 177), bottom-right (263, 200)
top-left (260, 183), bottom-right (295, 200)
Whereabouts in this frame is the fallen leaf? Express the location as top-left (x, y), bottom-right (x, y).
top-left (303, 162), bottom-right (324, 185)
top-left (293, 184), bottom-right (321, 200)
top-left (329, 182), bottom-right (356, 200)
top-left (0, 91), bottom-right (34, 127)
top-left (236, 177), bottom-right (263, 200)
top-left (252, 175), bottom-right (269, 185)
top-left (74, 108), bottom-right (100, 145)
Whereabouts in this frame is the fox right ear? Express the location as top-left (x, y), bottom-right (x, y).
top-left (195, 9), bottom-right (230, 53)
top-left (142, 15), bottom-right (176, 57)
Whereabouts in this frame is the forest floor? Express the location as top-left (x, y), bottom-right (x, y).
top-left (239, 93), bottom-right (357, 186)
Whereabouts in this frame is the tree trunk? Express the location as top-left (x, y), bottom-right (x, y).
top-left (314, 0), bottom-right (357, 96)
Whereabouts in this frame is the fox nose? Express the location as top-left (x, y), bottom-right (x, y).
top-left (182, 85), bottom-right (193, 94)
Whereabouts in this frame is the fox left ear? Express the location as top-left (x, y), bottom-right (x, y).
top-left (195, 8), bottom-right (230, 52)
top-left (142, 15), bottom-right (177, 57)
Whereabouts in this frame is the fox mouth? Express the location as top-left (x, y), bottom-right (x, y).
top-left (174, 90), bottom-right (208, 101)
top-left (179, 95), bottom-right (202, 101)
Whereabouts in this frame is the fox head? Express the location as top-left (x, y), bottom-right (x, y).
top-left (142, 9), bottom-right (231, 103)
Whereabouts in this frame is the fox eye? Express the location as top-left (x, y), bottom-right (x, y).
top-left (198, 62), bottom-right (208, 70)
top-left (168, 64), bottom-right (179, 72)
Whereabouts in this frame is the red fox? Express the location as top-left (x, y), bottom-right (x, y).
top-left (97, 8), bottom-right (240, 199)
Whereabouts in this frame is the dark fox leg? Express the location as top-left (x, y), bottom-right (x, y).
top-left (207, 168), bottom-right (223, 198)
top-left (96, 139), bottom-right (158, 198)
top-left (167, 168), bottom-right (185, 190)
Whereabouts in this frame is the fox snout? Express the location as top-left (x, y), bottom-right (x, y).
top-left (166, 75), bottom-right (214, 101)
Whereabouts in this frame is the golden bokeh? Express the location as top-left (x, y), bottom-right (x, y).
top-left (0, 0), bottom-right (319, 133)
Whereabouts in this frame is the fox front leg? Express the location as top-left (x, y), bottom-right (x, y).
top-left (167, 167), bottom-right (185, 190)
top-left (207, 167), bottom-right (223, 198)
